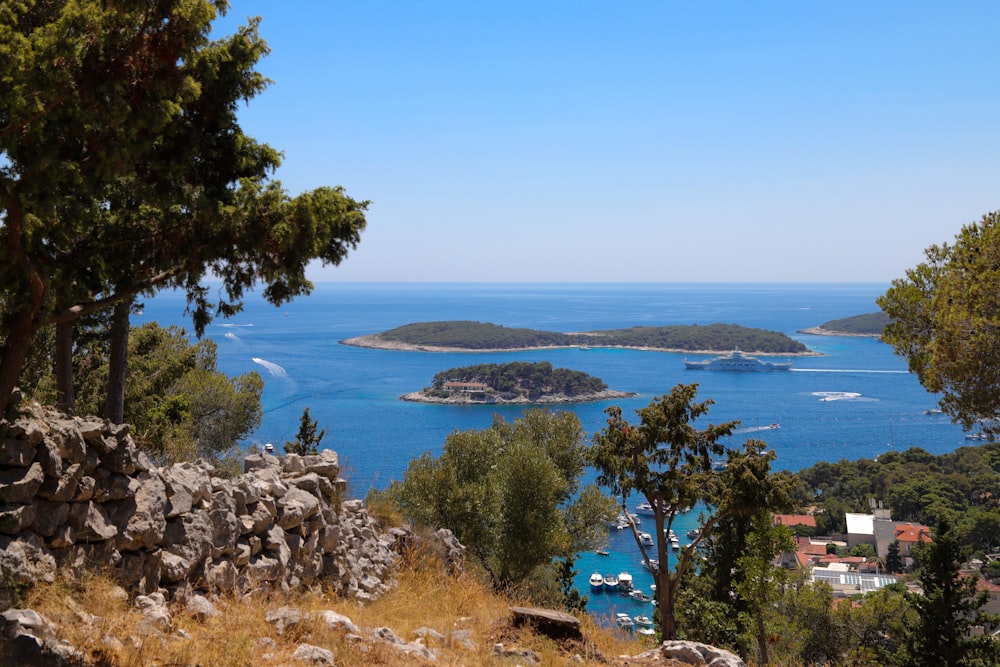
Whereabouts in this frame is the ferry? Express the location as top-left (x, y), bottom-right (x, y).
top-left (683, 348), bottom-right (791, 371)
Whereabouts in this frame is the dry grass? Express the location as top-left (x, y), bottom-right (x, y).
top-left (22, 551), bottom-right (653, 666)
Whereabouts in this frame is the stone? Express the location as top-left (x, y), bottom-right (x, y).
top-left (37, 463), bottom-right (83, 502)
top-left (0, 438), bottom-right (36, 467)
top-left (264, 606), bottom-right (306, 635)
top-left (67, 500), bottom-right (118, 542)
top-left (135, 592), bottom-right (172, 633)
top-left (509, 606), bottom-right (582, 641)
top-left (186, 594), bottom-right (220, 621)
top-left (29, 500), bottom-right (69, 537)
top-left (302, 450), bottom-right (340, 480)
top-left (108, 473), bottom-right (167, 551)
top-left (277, 487), bottom-right (320, 530)
top-left (292, 643), bottom-right (335, 665)
top-left (0, 462), bottom-right (44, 504)
top-left (657, 640), bottom-right (747, 667)
top-left (316, 610), bottom-right (359, 634)
top-left (0, 503), bottom-right (36, 535)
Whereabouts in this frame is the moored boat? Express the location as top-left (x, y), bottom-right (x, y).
top-left (603, 574), bottom-right (619, 590)
top-left (618, 571), bottom-right (634, 593)
top-left (616, 613), bottom-right (634, 629)
top-left (589, 572), bottom-right (604, 589)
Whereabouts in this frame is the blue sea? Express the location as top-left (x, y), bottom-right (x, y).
top-left (136, 282), bottom-right (967, 625)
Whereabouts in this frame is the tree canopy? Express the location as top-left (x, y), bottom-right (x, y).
top-left (0, 1), bottom-right (367, 418)
top-left (878, 211), bottom-right (1000, 434)
top-left (382, 409), bottom-right (616, 599)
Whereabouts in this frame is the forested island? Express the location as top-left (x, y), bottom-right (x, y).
top-left (344, 320), bottom-right (811, 354)
top-left (400, 360), bottom-right (636, 404)
top-left (799, 311), bottom-right (891, 337)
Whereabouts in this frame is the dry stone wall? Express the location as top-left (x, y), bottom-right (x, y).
top-left (0, 403), bottom-right (411, 604)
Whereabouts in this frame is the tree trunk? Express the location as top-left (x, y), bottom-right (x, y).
top-left (755, 606), bottom-right (769, 666)
top-left (0, 307), bottom-right (41, 419)
top-left (104, 298), bottom-right (131, 424)
top-left (54, 318), bottom-right (75, 415)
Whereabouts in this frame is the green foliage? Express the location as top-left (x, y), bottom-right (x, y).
top-left (794, 443), bottom-right (1000, 556)
top-left (905, 519), bottom-right (1000, 667)
top-left (589, 385), bottom-right (790, 641)
top-left (431, 361), bottom-right (607, 398)
top-left (384, 409), bottom-right (615, 593)
top-left (377, 321), bottom-right (809, 353)
top-left (284, 407), bottom-right (326, 456)
top-left (817, 312), bottom-right (892, 335)
top-left (0, 1), bottom-right (368, 416)
top-left (63, 322), bottom-right (261, 472)
top-left (878, 211), bottom-right (1000, 433)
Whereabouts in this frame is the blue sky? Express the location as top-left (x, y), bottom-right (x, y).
top-left (215, 2), bottom-right (1000, 283)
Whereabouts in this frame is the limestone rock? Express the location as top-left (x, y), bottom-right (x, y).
top-left (292, 643), bottom-right (335, 665)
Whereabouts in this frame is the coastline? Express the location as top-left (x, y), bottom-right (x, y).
top-left (341, 335), bottom-right (821, 356)
top-left (797, 327), bottom-right (882, 339)
top-left (399, 389), bottom-right (638, 405)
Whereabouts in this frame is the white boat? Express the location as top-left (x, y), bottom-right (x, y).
top-left (634, 614), bottom-right (653, 626)
top-left (639, 532), bottom-right (654, 546)
top-left (616, 613), bottom-right (634, 629)
top-left (670, 535), bottom-right (680, 551)
top-left (644, 559), bottom-right (659, 572)
top-left (618, 571), bottom-right (633, 593)
top-left (629, 590), bottom-right (652, 603)
top-left (635, 502), bottom-right (655, 516)
top-left (589, 572), bottom-right (604, 589)
top-left (683, 348), bottom-right (792, 371)
top-left (603, 574), bottom-right (619, 590)
top-left (686, 528), bottom-right (699, 540)
top-left (637, 626), bottom-right (656, 637)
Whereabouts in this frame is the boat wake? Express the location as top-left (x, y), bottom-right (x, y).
top-left (791, 368), bottom-right (907, 374)
top-left (219, 323), bottom-right (254, 327)
top-left (736, 424), bottom-right (780, 434)
top-left (252, 357), bottom-right (288, 378)
top-left (812, 391), bottom-right (876, 402)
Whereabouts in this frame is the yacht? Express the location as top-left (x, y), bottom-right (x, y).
top-left (684, 348), bottom-right (791, 371)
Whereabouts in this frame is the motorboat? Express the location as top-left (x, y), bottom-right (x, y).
top-left (603, 574), bottom-right (619, 590)
top-left (635, 502), bottom-right (655, 516)
top-left (634, 614), bottom-right (653, 627)
top-left (629, 590), bottom-right (652, 603)
top-left (686, 528), bottom-right (699, 540)
top-left (640, 532), bottom-right (654, 546)
top-left (618, 571), bottom-right (633, 593)
top-left (616, 613), bottom-right (634, 629)
top-left (589, 572), bottom-right (604, 589)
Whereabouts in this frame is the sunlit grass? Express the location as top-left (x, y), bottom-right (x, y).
top-left (22, 548), bottom-right (650, 666)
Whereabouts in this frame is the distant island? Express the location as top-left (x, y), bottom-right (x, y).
top-left (401, 361), bottom-right (637, 405)
top-left (343, 321), bottom-right (812, 355)
top-left (799, 312), bottom-right (891, 338)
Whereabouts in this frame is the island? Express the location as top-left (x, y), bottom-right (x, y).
top-left (401, 361), bottom-right (637, 404)
top-left (799, 312), bottom-right (891, 338)
top-left (343, 321), bottom-right (812, 355)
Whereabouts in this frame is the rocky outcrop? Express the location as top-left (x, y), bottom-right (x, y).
top-left (0, 403), bottom-right (417, 604)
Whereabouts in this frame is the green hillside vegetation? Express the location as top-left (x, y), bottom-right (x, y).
top-left (376, 321), bottom-right (808, 354)
top-left (429, 361), bottom-right (607, 399)
top-left (817, 311), bottom-right (892, 335)
top-left (790, 442), bottom-right (1000, 555)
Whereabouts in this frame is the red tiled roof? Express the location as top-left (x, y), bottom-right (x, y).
top-left (773, 514), bottom-right (817, 527)
top-left (895, 525), bottom-right (932, 544)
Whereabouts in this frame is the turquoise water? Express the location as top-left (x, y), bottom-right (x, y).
top-left (136, 282), bottom-right (967, 623)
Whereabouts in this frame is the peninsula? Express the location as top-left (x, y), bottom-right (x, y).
top-left (343, 321), bottom-right (812, 355)
top-left (401, 361), bottom-right (637, 405)
top-left (799, 312), bottom-right (891, 338)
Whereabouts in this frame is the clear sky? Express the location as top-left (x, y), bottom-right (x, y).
top-left (215, 2), bottom-right (1000, 283)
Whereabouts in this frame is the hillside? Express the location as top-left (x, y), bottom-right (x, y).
top-left (343, 320), bottom-right (810, 355)
top-left (800, 311), bottom-right (891, 337)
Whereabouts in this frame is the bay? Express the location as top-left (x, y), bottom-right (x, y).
top-left (136, 282), bottom-right (965, 626)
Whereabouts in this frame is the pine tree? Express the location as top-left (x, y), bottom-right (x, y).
top-left (905, 518), bottom-right (999, 667)
top-left (284, 407), bottom-right (326, 456)
top-left (885, 540), bottom-right (904, 574)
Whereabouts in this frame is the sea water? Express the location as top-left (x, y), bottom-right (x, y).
top-left (135, 283), bottom-right (967, 624)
